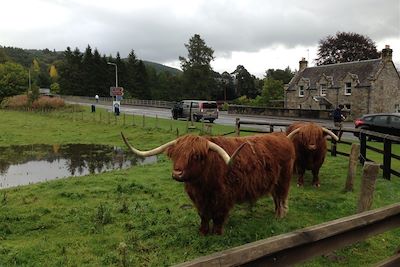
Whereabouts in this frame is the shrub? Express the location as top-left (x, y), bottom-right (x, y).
top-left (1, 95), bottom-right (65, 110)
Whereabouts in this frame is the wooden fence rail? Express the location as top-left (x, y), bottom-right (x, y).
top-left (235, 118), bottom-right (400, 180)
top-left (174, 203), bottom-right (400, 267)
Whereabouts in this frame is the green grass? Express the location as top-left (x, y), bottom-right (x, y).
top-left (0, 108), bottom-right (399, 266)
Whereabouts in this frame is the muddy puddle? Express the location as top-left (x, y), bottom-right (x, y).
top-left (0, 144), bottom-right (156, 189)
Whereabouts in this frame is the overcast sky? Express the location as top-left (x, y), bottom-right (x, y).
top-left (1, 0), bottom-right (399, 77)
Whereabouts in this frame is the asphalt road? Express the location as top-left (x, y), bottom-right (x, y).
top-left (68, 100), bottom-right (356, 139)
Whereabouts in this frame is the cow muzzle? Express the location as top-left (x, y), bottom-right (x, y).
top-left (172, 170), bottom-right (186, 182)
top-left (308, 144), bottom-right (317, 151)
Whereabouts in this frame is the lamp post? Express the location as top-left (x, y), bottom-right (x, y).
top-left (107, 62), bottom-right (118, 87)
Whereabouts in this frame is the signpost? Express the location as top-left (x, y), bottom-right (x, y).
top-left (110, 87), bottom-right (124, 96)
top-left (110, 87), bottom-right (124, 116)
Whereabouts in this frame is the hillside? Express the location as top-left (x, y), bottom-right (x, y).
top-left (0, 46), bottom-right (181, 76)
top-left (142, 60), bottom-right (182, 75)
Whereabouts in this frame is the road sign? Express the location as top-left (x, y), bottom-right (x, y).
top-left (110, 87), bottom-right (124, 96)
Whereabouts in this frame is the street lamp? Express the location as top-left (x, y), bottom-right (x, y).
top-left (107, 62), bottom-right (118, 87)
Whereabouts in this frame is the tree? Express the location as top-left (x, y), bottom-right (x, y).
top-left (316, 32), bottom-right (380, 65)
top-left (231, 65), bottom-right (258, 98)
top-left (179, 34), bottom-right (216, 99)
top-left (260, 78), bottom-right (284, 107)
top-left (0, 62), bottom-right (27, 100)
top-left (264, 67), bottom-right (294, 84)
top-left (49, 65), bottom-right (58, 82)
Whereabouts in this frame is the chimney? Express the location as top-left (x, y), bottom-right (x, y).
top-left (381, 45), bottom-right (393, 62)
top-left (299, 57), bottom-right (308, 71)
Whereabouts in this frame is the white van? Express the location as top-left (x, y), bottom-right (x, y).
top-left (172, 100), bottom-right (219, 123)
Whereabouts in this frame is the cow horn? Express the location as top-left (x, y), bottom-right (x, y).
top-left (207, 141), bottom-right (248, 167)
top-left (121, 132), bottom-right (176, 157)
top-left (287, 128), bottom-right (301, 140)
top-left (322, 128), bottom-right (339, 141)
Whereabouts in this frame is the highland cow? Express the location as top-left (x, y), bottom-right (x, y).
top-left (286, 122), bottom-right (339, 187)
top-left (122, 132), bottom-right (295, 235)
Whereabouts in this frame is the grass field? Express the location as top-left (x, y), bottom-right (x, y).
top-left (0, 107), bottom-right (399, 266)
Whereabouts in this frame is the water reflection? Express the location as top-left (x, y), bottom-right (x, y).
top-left (0, 144), bottom-right (157, 189)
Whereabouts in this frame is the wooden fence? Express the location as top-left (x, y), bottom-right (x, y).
top-left (235, 118), bottom-right (400, 180)
top-left (175, 203), bottom-right (400, 267)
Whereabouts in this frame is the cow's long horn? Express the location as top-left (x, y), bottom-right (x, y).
top-left (287, 128), bottom-right (301, 140)
top-left (322, 128), bottom-right (339, 141)
top-left (207, 141), bottom-right (249, 166)
top-left (121, 132), bottom-right (176, 157)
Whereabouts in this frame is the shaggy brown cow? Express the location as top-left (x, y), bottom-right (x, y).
top-left (286, 122), bottom-right (338, 187)
top-left (121, 132), bottom-right (295, 235)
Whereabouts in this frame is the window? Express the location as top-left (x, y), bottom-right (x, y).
top-left (320, 84), bottom-right (327, 96)
top-left (345, 82), bottom-right (352, 95)
top-left (299, 85), bottom-right (304, 97)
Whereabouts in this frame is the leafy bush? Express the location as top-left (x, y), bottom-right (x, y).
top-left (1, 94), bottom-right (65, 110)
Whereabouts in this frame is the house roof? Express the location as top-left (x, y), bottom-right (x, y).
top-left (287, 58), bottom-right (383, 91)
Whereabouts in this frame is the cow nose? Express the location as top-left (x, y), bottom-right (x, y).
top-left (308, 144), bottom-right (317, 150)
top-left (172, 170), bottom-right (183, 179)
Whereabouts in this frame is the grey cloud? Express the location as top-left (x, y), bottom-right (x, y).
top-left (2, 0), bottom-right (399, 66)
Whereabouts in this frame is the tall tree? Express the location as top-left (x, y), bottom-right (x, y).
top-left (179, 34), bottom-right (216, 99)
top-left (316, 32), bottom-right (380, 65)
top-left (231, 65), bottom-right (258, 98)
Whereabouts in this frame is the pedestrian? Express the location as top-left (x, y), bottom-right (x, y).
top-left (332, 104), bottom-right (346, 140)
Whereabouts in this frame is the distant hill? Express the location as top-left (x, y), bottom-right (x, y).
top-left (1, 45), bottom-right (182, 76)
top-left (142, 60), bottom-right (182, 75)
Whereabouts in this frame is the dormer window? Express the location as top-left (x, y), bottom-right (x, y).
top-left (345, 82), bottom-right (352, 95)
top-left (299, 85), bottom-right (304, 97)
top-left (320, 84), bottom-right (327, 96)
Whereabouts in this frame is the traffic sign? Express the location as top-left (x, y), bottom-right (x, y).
top-left (110, 87), bottom-right (124, 96)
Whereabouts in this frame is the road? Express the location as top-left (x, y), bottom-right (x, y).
top-left (68, 100), bottom-right (356, 139)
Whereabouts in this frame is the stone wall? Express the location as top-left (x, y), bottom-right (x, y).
top-left (228, 105), bottom-right (340, 119)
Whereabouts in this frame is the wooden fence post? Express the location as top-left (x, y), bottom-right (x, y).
top-left (331, 139), bottom-right (337, 157)
top-left (345, 143), bottom-right (360, 192)
top-left (357, 162), bottom-right (380, 213)
top-left (383, 139), bottom-right (392, 180)
top-left (359, 132), bottom-right (367, 164)
top-left (235, 118), bottom-right (240, 136)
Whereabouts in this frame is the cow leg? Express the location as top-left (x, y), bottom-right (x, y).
top-left (311, 169), bottom-right (320, 187)
top-left (272, 188), bottom-right (289, 218)
top-left (297, 167), bottom-right (305, 187)
top-left (199, 214), bottom-right (210, 235)
top-left (211, 211), bottom-right (229, 235)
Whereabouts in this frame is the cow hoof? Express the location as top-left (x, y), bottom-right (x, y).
top-left (313, 183), bottom-right (320, 188)
top-left (297, 183), bottom-right (303, 187)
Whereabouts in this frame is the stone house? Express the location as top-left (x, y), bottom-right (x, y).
top-left (284, 45), bottom-right (400, 118)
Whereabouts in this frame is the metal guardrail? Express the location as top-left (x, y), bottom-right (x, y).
top-left (61, 95), bottom-right (174, 108)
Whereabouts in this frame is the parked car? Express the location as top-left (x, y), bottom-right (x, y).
top-left (354, 113), bottom-right (400, 137)
top-left (171, 100), bottom-right (219, 123)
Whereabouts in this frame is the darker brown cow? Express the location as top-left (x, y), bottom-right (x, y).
top-left (286, 122), bottom-right (338, 187)
top-left (122, 132), bottom-right (295, 235)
